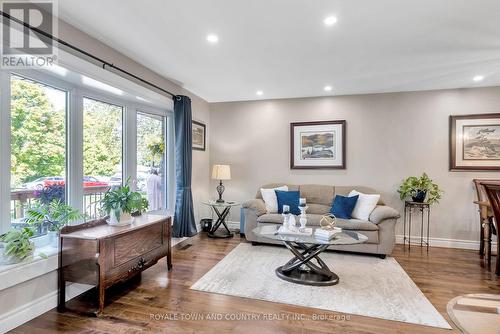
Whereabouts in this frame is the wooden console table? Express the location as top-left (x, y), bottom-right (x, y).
top-left (58, 214), bottom-right (172, 314)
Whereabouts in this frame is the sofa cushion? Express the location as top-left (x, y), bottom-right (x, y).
top-left (307, 203), bottom-right (331, 215)
top-left (298, 184), bottom-right (335, 206)
top-left (275, 190), bottom-right (301, 214)
top-left (261, 186), bottom-right (288, 213)
top-left (330, 194), bottom-right (359, 219)
top-left (257, 214), bottom-right (378, 232)
top-left (335, 218), bottom-right (379, 231)
top-left (335, 186), bottom-right (385, 205)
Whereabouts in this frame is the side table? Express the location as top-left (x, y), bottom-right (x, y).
top-left (403, 201), bottom-right (431, 251)
top-left (202, 201), bottom-right (240, 238)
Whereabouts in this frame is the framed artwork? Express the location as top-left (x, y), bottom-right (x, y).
top-left (192, 120), bottom-right (206, 151)
top-left (450, 113), bottom-right (500, 170)
top-left (290, 120), bottom-right (346, 169)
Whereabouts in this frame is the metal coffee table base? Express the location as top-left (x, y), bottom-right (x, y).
top-left (275, 241), bottom-right (339, 286)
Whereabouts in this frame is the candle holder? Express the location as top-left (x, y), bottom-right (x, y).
top-left (282, 211), bottom-right (291, 230)
top-left (299, 205), bottom-right (308, 230)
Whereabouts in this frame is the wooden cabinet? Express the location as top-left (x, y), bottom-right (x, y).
top-left (58, 214), bottom-right (172, 314)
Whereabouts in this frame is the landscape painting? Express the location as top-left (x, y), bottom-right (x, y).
top-left (463, 125), bottom-right (500, 160)
top-left (450, 114), bottom-right (500, 170)
top-left (192, 120), bottom-right (206, 151)
top-left (291, 120), bottom-right (346, 169)
top-left (300, 131), bottom-right (336, 159)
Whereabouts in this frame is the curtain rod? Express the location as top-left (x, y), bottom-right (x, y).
top-left (0, 11), bottom-right (179, 99)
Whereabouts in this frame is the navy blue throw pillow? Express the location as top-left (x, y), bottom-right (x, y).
top-left (275, 190), bottom-right (301, 215)
top-left (330, 195), bottom-right (359, 219)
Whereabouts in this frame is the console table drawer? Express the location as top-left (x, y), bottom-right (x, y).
top-left (113, 223), bottom-right (163, 267)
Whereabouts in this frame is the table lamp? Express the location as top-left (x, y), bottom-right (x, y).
top-left (212, 164), bottom-right (231, 203)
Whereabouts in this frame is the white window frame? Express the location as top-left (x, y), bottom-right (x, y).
top-left (0, 68), bottom-right (174, 234)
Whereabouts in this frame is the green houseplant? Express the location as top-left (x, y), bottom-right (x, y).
top-left (25, 200), bottom-right (85, 247)
top-left (0, 228), bottom-right (35, 264)
top-left (397, 173), bottom-right (443, 204)
top-left (101, 180), bottom-right (146, 226)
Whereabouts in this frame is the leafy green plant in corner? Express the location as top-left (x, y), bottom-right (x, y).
top-left (25, 200), bottom-right (86, 232)
top-left (101, 179), bottom-right (145, 219)
top-left (1, 227), bottom-right (35, 261)
top-left (397, 172), bottom-right (443, 205)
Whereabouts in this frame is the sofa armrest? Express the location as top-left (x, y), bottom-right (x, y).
top-left (369, 205), bottom-right (400, 224)
top-left (242, 199), bottom-right (267, 217)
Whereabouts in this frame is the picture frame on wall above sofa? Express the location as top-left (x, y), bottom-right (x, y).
top-left (290, 120), bottom-right (346, 169)
top-left (192, 120), bottom-right (206, 151)
top-left (450, 113), bottom-right (500, 170)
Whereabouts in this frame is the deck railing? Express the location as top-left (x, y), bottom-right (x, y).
top-left (10, 185), bottom-right (111, 221)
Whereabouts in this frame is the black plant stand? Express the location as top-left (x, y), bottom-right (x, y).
top-left (403, 201), bottom-right (431, 251)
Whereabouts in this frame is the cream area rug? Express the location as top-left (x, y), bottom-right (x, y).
top-left (191, 243), bottom-right (451, 329)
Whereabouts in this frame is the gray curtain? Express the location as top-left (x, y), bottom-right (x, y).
top-left (173, 95), bottom-right (197, 237)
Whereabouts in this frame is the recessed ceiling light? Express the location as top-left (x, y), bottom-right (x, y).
top-left (324, 85), bottom-right (333, 92)
top-left (324, 16), bottom-right (338, 26)
top-left (206, 34), bottom-right (219, 43)
top-left (256, 90), bottom-right (263, 96)
top-left (473, 75), bottom-right (484, 82)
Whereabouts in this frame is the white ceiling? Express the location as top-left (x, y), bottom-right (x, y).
top-left (59, 0), bottom-right (500, 102)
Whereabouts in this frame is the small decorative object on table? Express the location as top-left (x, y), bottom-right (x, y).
top-left (212, 164), bottom-right (231, 203)
top-left (314, 227), bottom-right (342, 241)
top-left (298, 197), bottom-right (308, 230)
top-left (101, 180), bottom-right (146, 226)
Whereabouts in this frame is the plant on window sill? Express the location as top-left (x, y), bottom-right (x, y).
top-left (24, 200), bottom-right (85, 247)
top-left (0, 227), bottom-right (47, 265)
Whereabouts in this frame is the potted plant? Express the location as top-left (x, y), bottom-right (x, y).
top-left (132, 197), bottom-right (149, 217)
top-left (397, 172), bottom-right (443, 204)
top-left (25, 200), bottom-right (85, 247)
top-left (0, 227), bottom-right (35, 264)
top-left (101, 180), bottom-right (144, 226)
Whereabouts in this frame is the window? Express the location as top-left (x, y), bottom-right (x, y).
top-left (136, 112), bottom-right (166, 210)
top-left (83, 97), bottom-right (123, 219)
top-left (0, 64), bottom-right (173, 237)
top-left (10, 75), bottom-right (67, 235)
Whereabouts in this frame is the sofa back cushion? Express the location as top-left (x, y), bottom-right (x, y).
top-left (255, 184), bottom-right (384, 213)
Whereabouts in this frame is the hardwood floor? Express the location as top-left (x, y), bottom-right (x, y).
top-left (10, 233), bottom-right (500, 334)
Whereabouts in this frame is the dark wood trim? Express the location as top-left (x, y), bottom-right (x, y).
top-left (290, 120), bottom-right (346, 169)
top-left (192, 120), bottom-right (206, 151)
top-left (450, 113), bottom-right (500, 171)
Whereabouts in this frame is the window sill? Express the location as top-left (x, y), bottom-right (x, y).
top-left (0, 244), bottom-right (59, 291)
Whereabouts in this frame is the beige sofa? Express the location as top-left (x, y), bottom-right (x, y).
top-left (243, 183), bottom-right (400, 258)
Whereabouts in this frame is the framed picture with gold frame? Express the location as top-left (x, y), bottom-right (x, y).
top-left (450, 113), bottom-right (500, 170)
top-left (290, 120), bottom-right (346, 169)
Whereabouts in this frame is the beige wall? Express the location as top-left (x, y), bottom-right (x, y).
top-left (209, 86), bottom-right (500, 242)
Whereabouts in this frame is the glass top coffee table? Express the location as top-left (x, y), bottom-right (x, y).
top-left (253, 225), bottom-right (368, 286)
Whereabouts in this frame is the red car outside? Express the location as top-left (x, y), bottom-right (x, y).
top-left (44, 176), bottom-right (109, 188)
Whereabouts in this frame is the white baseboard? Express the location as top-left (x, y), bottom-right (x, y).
top-left (0, 283), bottom-right (92, 334)
top-left (395, 235), bottom-right (497, 251)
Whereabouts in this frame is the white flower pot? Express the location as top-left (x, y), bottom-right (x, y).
top-left (108, 210), bottom-right (133, 226)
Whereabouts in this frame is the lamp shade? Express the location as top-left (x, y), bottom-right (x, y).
top-left (212, 164), bottom-right (231, 180)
